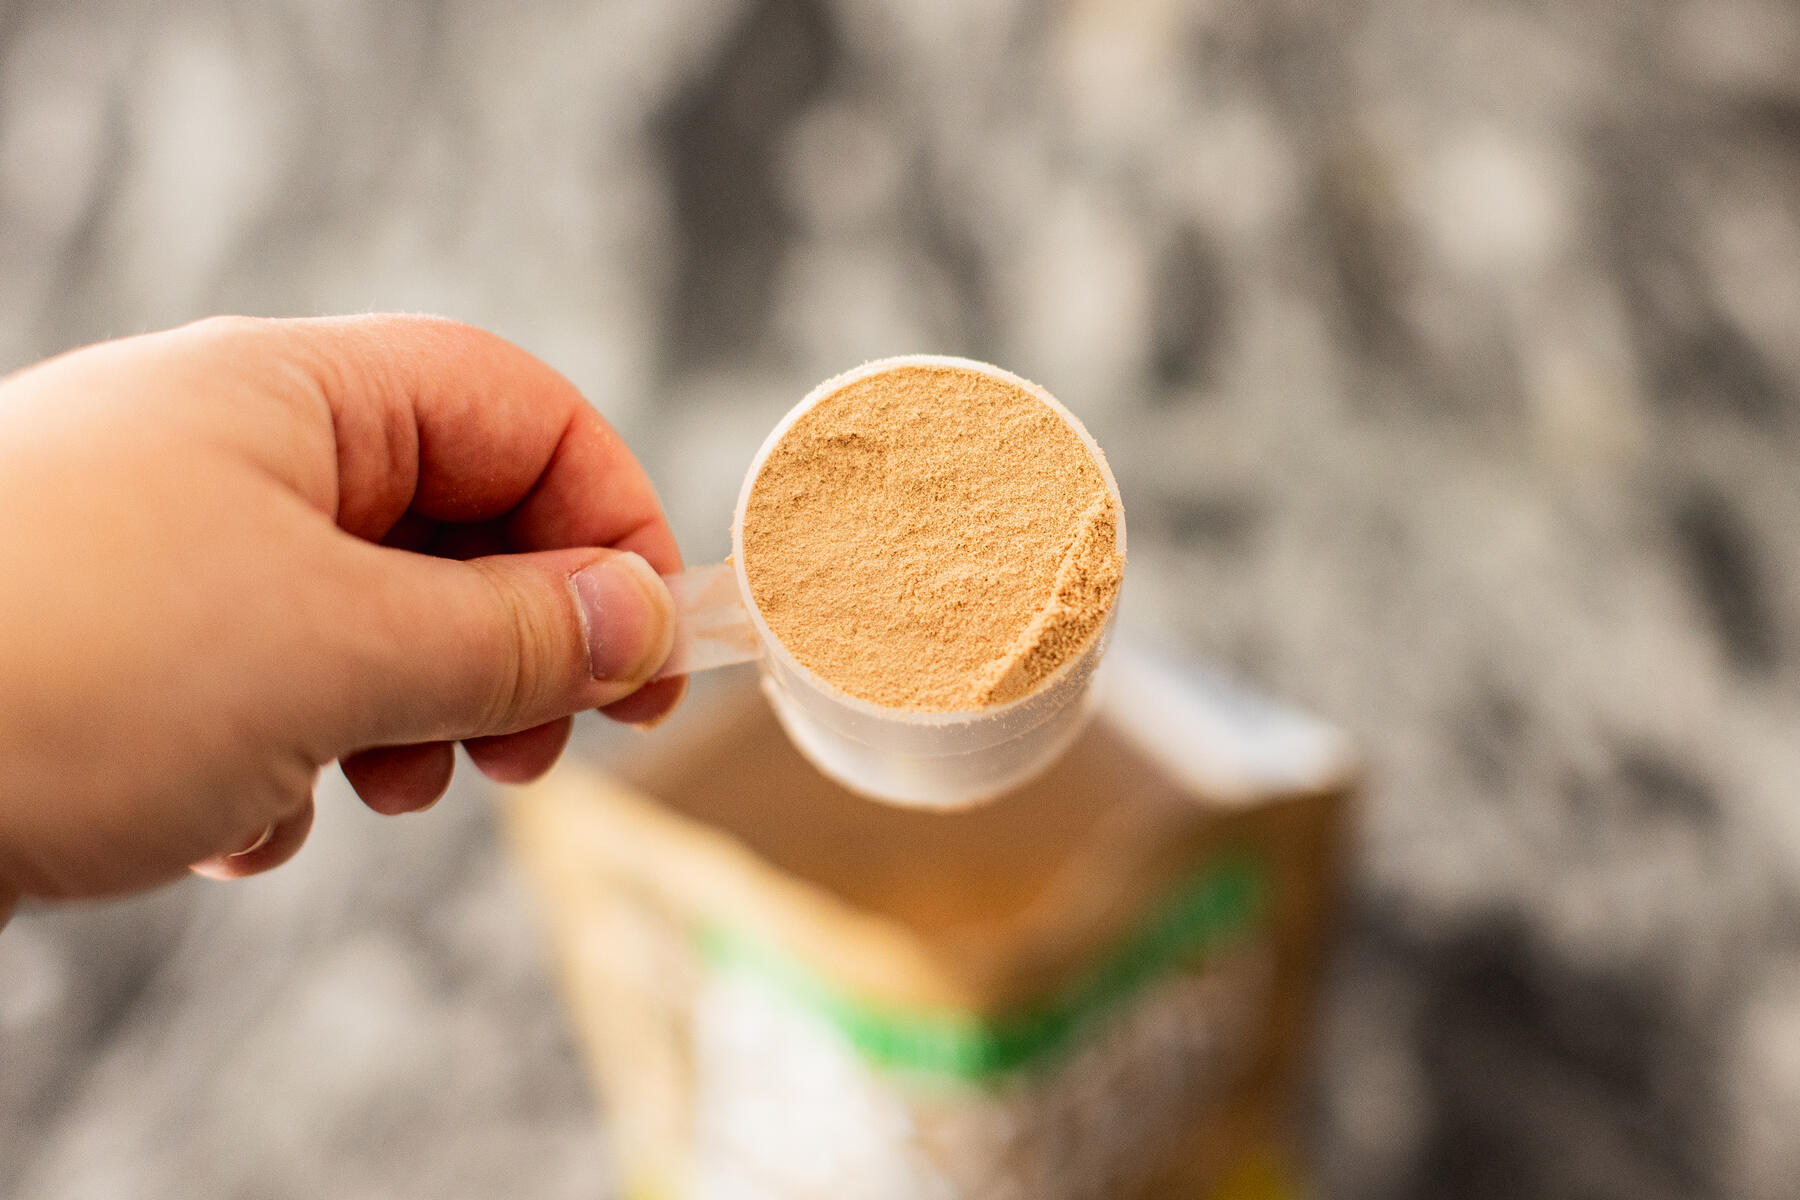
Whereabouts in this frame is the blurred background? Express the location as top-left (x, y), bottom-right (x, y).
top-left (3, 0), bottom-right (1800, 1196)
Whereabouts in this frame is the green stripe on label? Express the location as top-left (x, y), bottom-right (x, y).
top-left (697, 853), bottom-right (1267, 1081)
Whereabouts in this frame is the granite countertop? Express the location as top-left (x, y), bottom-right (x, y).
top-left (3, 1), bottom-right (1799, 1197)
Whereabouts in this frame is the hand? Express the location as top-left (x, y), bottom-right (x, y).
top-left (0, 315), bottom-right (684, 919)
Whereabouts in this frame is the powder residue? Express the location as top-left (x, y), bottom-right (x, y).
top-left (741, 362), bottom-right (1124, 712)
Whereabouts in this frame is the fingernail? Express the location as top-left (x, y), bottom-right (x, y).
top-left (230, 824), bottom-right (274, 857)
top-left (568, 552), bottom-right (674, 682)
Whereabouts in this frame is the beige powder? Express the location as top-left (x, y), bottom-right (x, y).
top-left (741, 362), bottom-right (1124, 712)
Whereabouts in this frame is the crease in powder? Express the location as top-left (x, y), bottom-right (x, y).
top-left (973, 494), bottom-right (1123, 706)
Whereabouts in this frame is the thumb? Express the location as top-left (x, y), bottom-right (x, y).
top-left (344, 545), bottom-right (676, 746)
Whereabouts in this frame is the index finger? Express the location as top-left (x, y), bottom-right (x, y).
top-left (175, 314), bottom-right (683, 573)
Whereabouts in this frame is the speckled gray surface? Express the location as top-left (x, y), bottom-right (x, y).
top-left (4, 1), bottom-right (1800, 1197)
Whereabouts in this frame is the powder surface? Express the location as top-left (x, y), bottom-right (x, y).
top-left (741, 363), bottom-right (1124, 712)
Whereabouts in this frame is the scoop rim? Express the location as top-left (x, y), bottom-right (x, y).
top-left (730, 353), bottom-right (1128, 727)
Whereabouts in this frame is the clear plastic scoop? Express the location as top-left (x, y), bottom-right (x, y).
top-left (646, 355), bottom-right (1126, 809)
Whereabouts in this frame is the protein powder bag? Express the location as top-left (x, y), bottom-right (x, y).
top-left (505, 644), bottom-right (1355, 1199)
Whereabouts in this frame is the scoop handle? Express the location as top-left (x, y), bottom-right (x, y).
top-left (652, 561), bottom-right (762, 680)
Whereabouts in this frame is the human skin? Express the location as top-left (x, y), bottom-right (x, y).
top-left (0, 315), bottom-right (685, 925)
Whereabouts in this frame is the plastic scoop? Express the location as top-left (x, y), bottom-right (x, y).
top-left (647, 354), bottom-right (1126, 809)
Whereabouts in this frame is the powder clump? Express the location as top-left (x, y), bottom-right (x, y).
top-left (742, 363), bottom-right (1124, 712)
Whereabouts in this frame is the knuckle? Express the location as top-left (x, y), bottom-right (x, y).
top-left (467, 562), bottom-right (555, 734)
